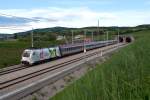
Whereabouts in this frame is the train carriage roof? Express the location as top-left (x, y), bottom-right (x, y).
top-left (59, 43), bottom-right (84, 48)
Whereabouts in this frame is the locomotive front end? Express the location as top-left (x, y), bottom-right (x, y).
top-left (21, 50), bottom-right (33, 65)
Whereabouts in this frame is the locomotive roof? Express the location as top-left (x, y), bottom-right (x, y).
top-left (26, 46), bottom-right (58, 50)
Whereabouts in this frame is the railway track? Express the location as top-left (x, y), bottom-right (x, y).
top-left (0, 65), bottom-right (27, 76)
top-left (0, 43), bottom-right (123, 90)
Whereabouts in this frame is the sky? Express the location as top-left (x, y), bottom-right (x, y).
top-left (0, 0), bottom-right (150, 33)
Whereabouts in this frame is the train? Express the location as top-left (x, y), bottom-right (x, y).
top-left (21, 40), bottom-right (118, 65)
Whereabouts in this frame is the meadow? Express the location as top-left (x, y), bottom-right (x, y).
top-left (52, 30), bottom-right (150, 100)
top-left (0, 41), bottom-right (30, 68)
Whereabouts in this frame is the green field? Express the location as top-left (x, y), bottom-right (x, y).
top-left (0, 41), bottom-right (30, 68)
top-left (52, 30), bottom-right (150, 100)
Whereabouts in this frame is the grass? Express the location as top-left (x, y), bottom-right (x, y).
top-left (0, 41), bottom-right (30, 68)
top-left (51, 30), bottom-right (150, 100)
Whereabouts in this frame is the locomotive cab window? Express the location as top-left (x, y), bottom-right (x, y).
top-left (23, 51), bottom-right (31, 57)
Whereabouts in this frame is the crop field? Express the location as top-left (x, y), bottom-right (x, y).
top-left (52, 30), bottom-right (150, 100)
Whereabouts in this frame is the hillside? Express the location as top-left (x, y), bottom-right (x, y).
top-left (15, 24), bottom-right (150, 38)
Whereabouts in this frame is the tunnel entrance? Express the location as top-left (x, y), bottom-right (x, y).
top-left (126, 37), bottom-right (132, 43)
top-left (119, 37), bottom-right (124, 42)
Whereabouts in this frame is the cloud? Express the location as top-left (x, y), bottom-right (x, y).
top-left (0, 7), bottom-right (150, 33)
top-left (0, 15), bottom-right (39, 26)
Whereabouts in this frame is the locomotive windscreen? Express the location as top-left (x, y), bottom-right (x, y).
top-left (23, 51), bottom-right (31, 57)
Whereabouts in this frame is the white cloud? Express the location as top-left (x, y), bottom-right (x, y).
top-left (0, 7), bottom-right (150, 33)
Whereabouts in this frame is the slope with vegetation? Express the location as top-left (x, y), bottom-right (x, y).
top-left (52, 30), bottom-right (150, 100)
